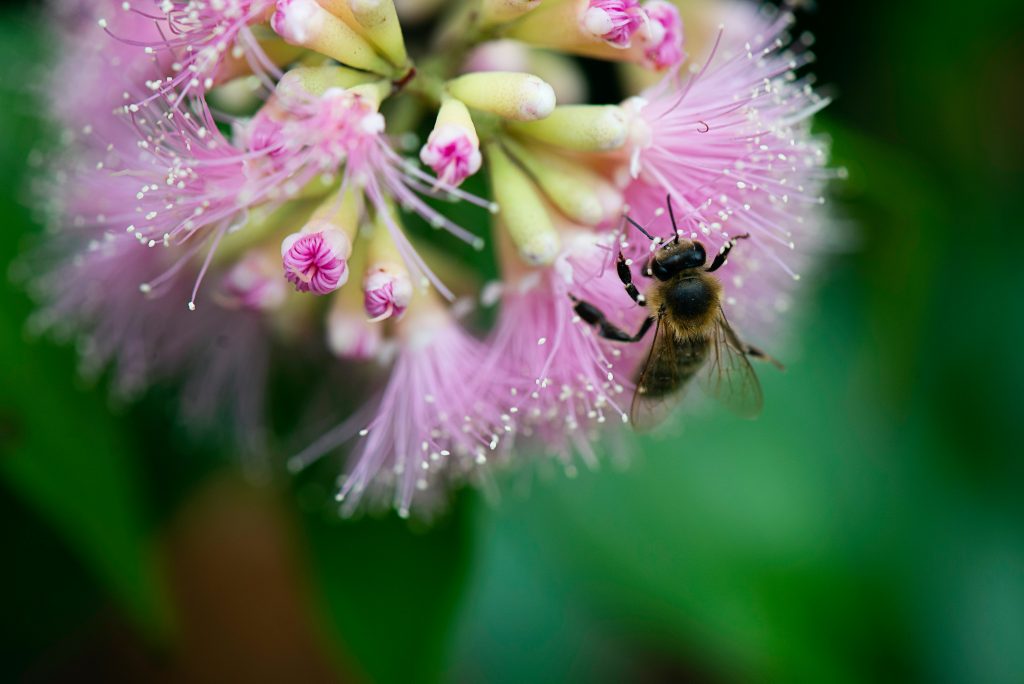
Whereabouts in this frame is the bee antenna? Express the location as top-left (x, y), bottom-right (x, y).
top-left (625, 215), bottom-right (656, 241)
top-left (665, 194), bottom-right (680, 243)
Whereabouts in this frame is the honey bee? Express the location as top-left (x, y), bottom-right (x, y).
top-left (572, 197), bottom-right (783, 431)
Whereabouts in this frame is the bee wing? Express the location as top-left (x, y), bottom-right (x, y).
top-left (699, 308), bottom-right (764, 419)
top-left (630, 317), bottom-right (687, 432)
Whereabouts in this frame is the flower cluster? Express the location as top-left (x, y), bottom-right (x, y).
top-left (30, 0), bottom-right (837, 516)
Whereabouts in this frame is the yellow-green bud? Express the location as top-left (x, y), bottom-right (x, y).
top-left (508, 104), bottom-right (628, 151)
top-left (487, 144), bottom-right (561, 265)
top-left (271, 0), bottom-right (394, 76)
top-left (276, 65), bottom-right (378, 100)
top-left (478, 0), bottom-right (542, 28)
top-left (504, 140), bottom-right (622, 226)
top-left (447, 72), bottom-right (557, 122)
top-left (346, 0), bottom-right (409, 68)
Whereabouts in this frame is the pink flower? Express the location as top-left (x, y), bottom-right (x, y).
top-left (29, 0), bottom-right (837, 518)
top-left (281, 228), bottom-right (351, 294)
top-left (293, 305), bottom-right (515, 517)
top-left (48, 1), bottom-right (160, 130)
top-left (622, 13), bottom-right (836, 340)
top-left (486, 234), bottom-right (646, 462)
top-left (581, 0), bottom-right (645, 48)
top-left (100, 0), bottom-right (278, 103)
top-left (25, 235), bottom-right (272, 456)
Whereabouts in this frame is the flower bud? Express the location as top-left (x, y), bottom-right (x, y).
top-left (581, 0), bottom-right (644, 48)
top-left (504, 140), bottom-right (622, 226)
top-left (363, 207), bottom-right (414, 320)
top-left (318, 0), bottom-right (408, 68)
top-left (350, 0), bottom-right (408, 67)
top-left (508, 104), bottom-right (628, 151)
top-left (447, 72), bottom-right (556, 122)
top-left (638, 1), bottom-right (684, 70)
top-left (486, 143), bottom-right (560, 265)
top-left (463, 41), bottom-right (588, 105)
top-left (364, 267), bottom-right (414, 321)
top-left (275, 65), bottom-right (378, 101)
top-left (478, 0), bottom-right (541, 28)
top-left (507, 0), bottom-right (639, 60)
top-left (219, 251), bottom-right (289, 311)
top-left (281, 228), bottom-right (352, 294)
top-left (281, 188), bottom-right (362, 295)
top-left (419, 97), bottom-right (482, 187)
top-left (327, 305), bottom-right (384, 360)
top-left (271, 0), bottom-right (394, 75)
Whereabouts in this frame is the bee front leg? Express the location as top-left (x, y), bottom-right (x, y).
top-left (571, 296), bottom-right (655, 342)
top-left (616, 253), bottom-right (646, 305)
top-left (706, 234), bottom-right (751, 273)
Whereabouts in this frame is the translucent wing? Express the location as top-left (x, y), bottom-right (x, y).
top-left (630, 316), bottom-right (689, 432)
top-left (699, 308), bottom-right (764, 419)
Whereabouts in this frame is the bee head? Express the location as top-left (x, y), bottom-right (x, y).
top-left (650, 241), bottom-right (707, 280)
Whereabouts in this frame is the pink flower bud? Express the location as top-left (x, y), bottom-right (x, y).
top-left (419, 124), bottom-right (483, 188)
top-left (270, 0), bottom-right (321, 44)
top-left (639, 1), bottom-right (684, 70)
top-left (244, 110), bottom-right (287, 155)
top-left (327, 309), bottom-right (384, 360)
top-left (281, 226), bottom-right (352, 294)
top-left (220, 253), bottom-right (288, 311)
top-left (580, 0), bottom-right (644, 49)
top-left (363, 267), bottom-right (413, 321)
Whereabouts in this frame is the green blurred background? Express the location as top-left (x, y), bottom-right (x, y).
top-left (1, 1), bottom-right (1022, 682)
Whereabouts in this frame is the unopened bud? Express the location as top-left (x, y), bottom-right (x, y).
top-left (506, 0), bottom-right (653, 65)
top-left (504, 140), bottom-right (622, 226)
top-left (447, 72), bottom-right (556, 122)
top-left (275, 65), bottom-right (378, 101)
top-left (327, 307), bottom-right (383, 360)
top-left (271, 0), bottom-right (393, 75)
top-left (487, 143), bottom-right (560, 265)
top-left (581, 0), bottom-right (644, 48)
top-left (318, 0), bottom-right (408, 67)
top-left (509, 104), bottom-right (628, 151)
top-left (281, 188), bottom-right (362, 295)
top-left (363, 206), bottom-right (414, 321)
top-left (478, 0), bottom-right (541, 27)
top-left (419, 98), bottom-right (481, 187)
top-left (638, 1), bottom-right (684, 70)
top-left (364, 267), bottom-right (414, 321)
top-left (219, 251), bottom-right (288, 311)
top-left (281, 227), bottom-right (351, 294)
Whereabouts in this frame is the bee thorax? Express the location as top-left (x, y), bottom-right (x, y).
top-left (664, 276), bottom-right (717, 320)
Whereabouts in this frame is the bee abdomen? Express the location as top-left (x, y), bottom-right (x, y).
top-left (637, 337), bottom-right (709, 398)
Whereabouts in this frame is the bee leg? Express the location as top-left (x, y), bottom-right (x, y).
top-left (706, 233), bottom-right (751, 273)
top-left (571, 296), bottom-right (655, 342)
top-left (616, 253), bottom-right (646, 305)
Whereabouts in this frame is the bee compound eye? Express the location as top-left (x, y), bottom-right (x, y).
top-left (691, 242), bottom-right (707, 266)
top-left (650, 257), bottom-right (671, 280)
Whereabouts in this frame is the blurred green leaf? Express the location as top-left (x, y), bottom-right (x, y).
top-left (0, 483), bottom-right (105, 676)
top-left (0, 311), bottom-right (170, 637)
top-left (0, 9), bottom-right (169, 639)
top-left (297, 499), bottom-right (476, 684)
